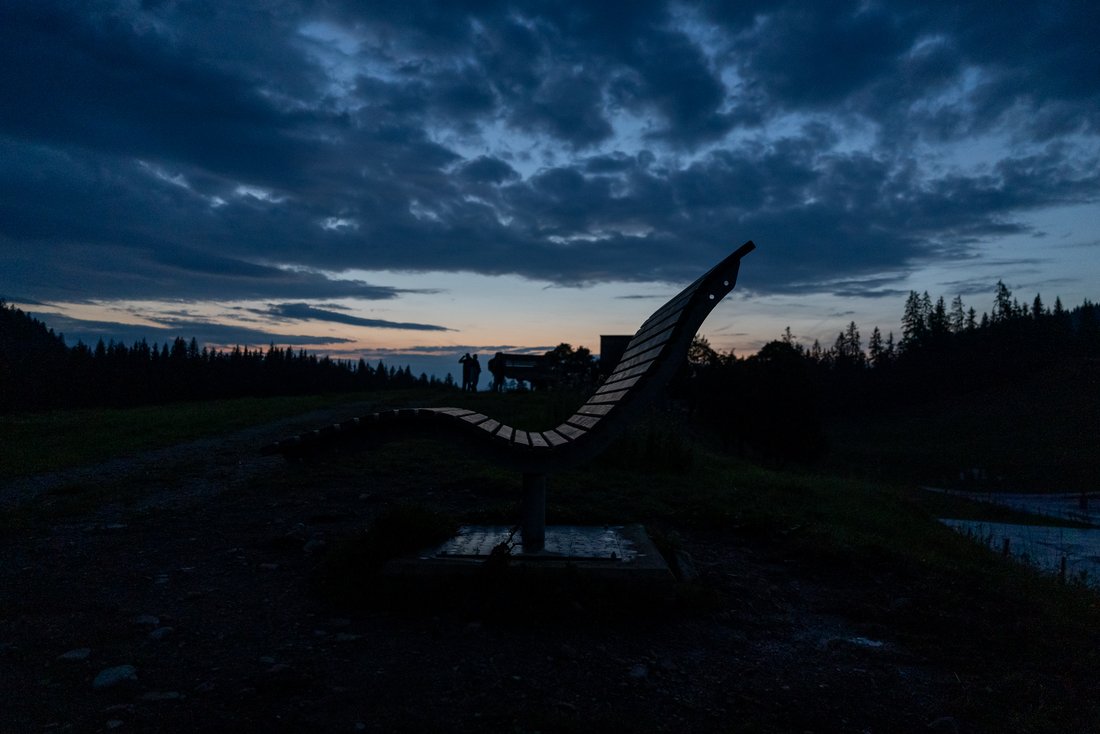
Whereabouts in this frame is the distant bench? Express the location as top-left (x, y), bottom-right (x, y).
top-left (493, 353), bottom-right (555, 390)
top-left (264, 241), bottom-right (756, 550)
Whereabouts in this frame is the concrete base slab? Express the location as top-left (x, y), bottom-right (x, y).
top-left (385, 524), bottom-right (673, 582)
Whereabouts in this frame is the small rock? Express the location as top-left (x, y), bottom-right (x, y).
top-left (302, 538), bottom-right (327, 556)
top-left (673, 550), bottom-right (698, 581)
top-left (93, 665), bottom-right (138, 690)
top-left (106, 720), bottom-right (124, 729)
top-left (58, 648), bottom-right (91, 661)
top-left (131, 615), bottom-right (159, 627)
top-left (927, 715), bottom-right (959, 733)
top-left (629, 664), bottom-right (648, 680)
top-left (271, 524), bottom-right (307, 551)
top-left (891, 597), bottom-right (914, 613)
top-left (139, 691), bottom-right (182, 702)
top-left (258, 563), bottom-right (279, 571)
top-left (149, 627), bottom-right (174, 641)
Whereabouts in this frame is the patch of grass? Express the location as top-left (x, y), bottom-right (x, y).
top-left (0, 389), bottom-right (438, 478)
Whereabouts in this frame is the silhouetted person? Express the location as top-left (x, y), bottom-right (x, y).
top-left (488, 352), bottom-right (506, 392)
top-left (459, 353), bottom-right (472, 391)
top-left (469, 353), bottom-right (481, 392)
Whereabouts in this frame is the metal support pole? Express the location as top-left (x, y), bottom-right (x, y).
top-left (521, 473), bottom-right (546, 553)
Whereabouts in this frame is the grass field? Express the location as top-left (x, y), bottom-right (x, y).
top-left (0, 390), bottom-right (429, 479)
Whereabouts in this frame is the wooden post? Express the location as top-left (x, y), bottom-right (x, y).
top-left (521, 473), bottom-right (546, 553)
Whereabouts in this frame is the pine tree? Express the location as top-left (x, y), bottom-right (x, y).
top-left (901, 291), bottom-right (928, 350)
top-left (868, 326), bottom-right (884, 368)
top-left (1032, 294), bottom-right (1044, 319)
top-left (993, 280), bottom-right (1014, 323)
top-left (949, 295), bottom-right (966, 333)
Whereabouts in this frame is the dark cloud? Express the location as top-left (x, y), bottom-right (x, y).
top-left (0, 0), bottom-right (1096, 319)
top-left (262, 303), bottom-right (451, 331)
top-left (29, 312), bottom-right (353, 349)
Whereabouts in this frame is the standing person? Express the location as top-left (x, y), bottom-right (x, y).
top-left (469, 353), bottom-right (482, 392)
top-left (488, 352), bottom-right (506, 392)
top-left (458, 353), bottom-right (472, 392)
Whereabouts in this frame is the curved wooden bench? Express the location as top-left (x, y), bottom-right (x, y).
top-left (265, 240), bottom-right (755, 549)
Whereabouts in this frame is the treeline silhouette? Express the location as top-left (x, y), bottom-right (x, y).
top-left (0, 301), bottom-right (451, 412)
top-left (686, 282), bottom-right (1100, 465)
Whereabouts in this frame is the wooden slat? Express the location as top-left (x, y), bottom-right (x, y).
top-left (618, 324), bottom-right (675, 364)
top-left (605, 360), bottom-right (655, 384)
top-left (461, 413), bottom-right (490, 426)
top-left (609, 343), bottom-right (663, 375)
top-left (496, 425), bottom-right (514, 442)
top-left (595, 374), bottom-right (642, 394)
top-left (428, 407), bottom-right (476, 417)
top-left (529, 432), bottom-right (549, 448)
top-left (575, 403), bottom-right (613, 416)
top-left (556, 423), bottom-right (586, 440)
top-left (586, 389), bottom-right (630, 404)
top-left (513, 430), bottom-right (530, 447)
top-left (567, 414), bottom-right (600, 429)
top-left (542, 430), bottom-right (569, 447)
top-left (630, 309), bottom-right (683, 348)
top-left (478, 419), bottom-right (501, 434)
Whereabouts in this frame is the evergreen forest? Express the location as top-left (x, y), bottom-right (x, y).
top-left (0, 302), bottom-right (449, 412)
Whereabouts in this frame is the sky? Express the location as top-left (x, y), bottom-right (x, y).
top-left (2, 1), bottom-right (1099, 382)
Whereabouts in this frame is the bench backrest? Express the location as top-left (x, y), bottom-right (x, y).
top-left (433, 241), bottom-right (756, 473)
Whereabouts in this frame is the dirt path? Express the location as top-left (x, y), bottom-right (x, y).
top-left (0, 401), bottom-right (379, 515)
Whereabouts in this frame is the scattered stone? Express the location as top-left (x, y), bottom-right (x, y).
top-left (271, 524), bottom-right (307, 551)
top-left (106, 719), bottom-right (124, 729)
top-left (131, 615), bottom-right (159, 627)
top-left (58, 648), bottom-right (91, 661)
top-left (823, 636), bottom-right (886, 653)
top-left (302, 538), bottom-right (327, 556)
top-left (258, 663), bottom-right (309, 694)
top-left (927, 715), bottom-right (959, 733)
top-left (891, 597), bottom-right (914, 613)
top-left (673, 550), bottom-right (699, 581)
top-left (258, 563), bottom-right (279, 571)
top-left (93, 665), bottom-right (138, 690)
top-left (629, 664), bottom-right (648, 680)
top-left (139, 691), bottom-right (182, 702)
top-left (149, 627), bottom-right (174, 641)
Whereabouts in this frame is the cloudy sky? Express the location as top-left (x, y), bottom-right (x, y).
top-left (2, 1), bottom-right (1098, 380)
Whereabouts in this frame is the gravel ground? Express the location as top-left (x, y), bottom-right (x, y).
top-left (1, 410), bottom-right (965, 733)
